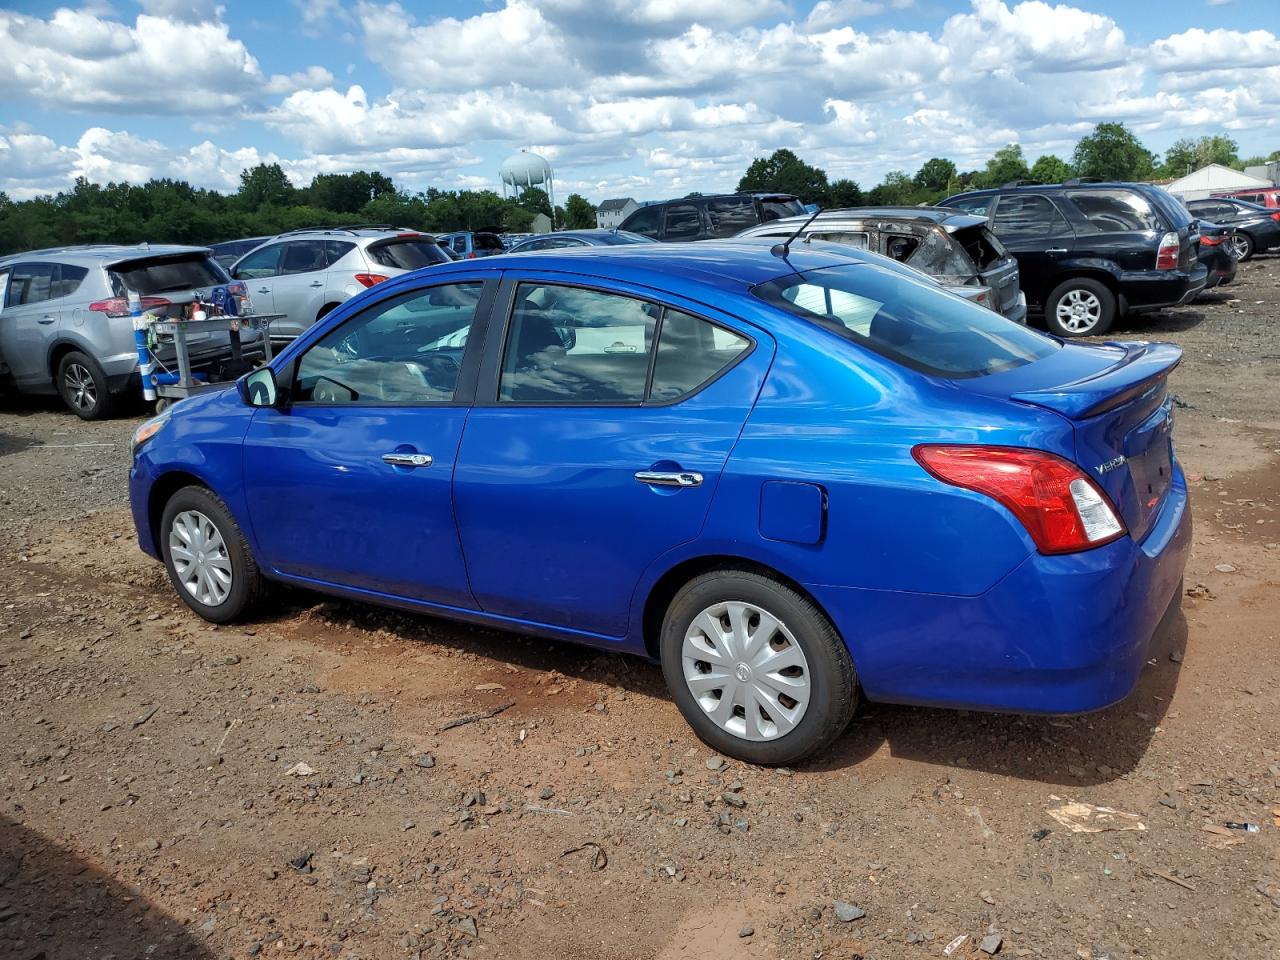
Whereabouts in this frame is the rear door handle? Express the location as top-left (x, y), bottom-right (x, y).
top-left (382, 452), bottom-right (432, 468)
top-left (634, 470), bottom-right (702, 487)
top-left (257, 287), bottom-right (271, 294)
top-left (309, 281), bottom-right (324, 288)
top-left (1045, 248), bottom-right (1068, 254)
top-left (38, 316), bottom-right (56, 325)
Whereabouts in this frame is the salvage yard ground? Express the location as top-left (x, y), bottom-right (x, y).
top-left (2, 259), bottom-right (1278, 960)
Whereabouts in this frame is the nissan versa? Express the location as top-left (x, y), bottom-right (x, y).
top-left (128, 243), bottom-right (1191, 764)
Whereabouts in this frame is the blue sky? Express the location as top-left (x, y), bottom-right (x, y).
top-left (0, 0), bottom-right (1277, 202)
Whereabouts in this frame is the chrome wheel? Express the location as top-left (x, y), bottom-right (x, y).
top-left (168, 510), bottom-right (232, 606)
top-left (681, 600), bottom-right (810, 741)
top-left (64, 363), bottom-right (97, 411)
top-left (1227, 234), bottom-right (1251, 260)
top-left (1055, 288), bottom-right (1102, 334)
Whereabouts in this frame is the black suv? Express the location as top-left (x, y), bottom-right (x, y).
top-left (619, 193), bottom-right (805, 242)
top-left (942, 182), bottom-right (1206, 337)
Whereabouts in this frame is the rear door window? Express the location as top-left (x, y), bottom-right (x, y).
top-left (943, 194), bottom-right (994, 216)
top-left (279, 240), bottom-right (328, 275)
top-left (663, 204), bottom-right (703, 241)
top-left (649, 309), bottom-right (750, 402)
top-left (324, 240), bottom-right (357, 266)
top-left (705, 197), bottom-right (757, 238)
top-left (991, 195), bottom-right (1069, 238)
top-left (51, 263), bottom-right (88, 299)
top-left (753, 262), bottom-right (1057, 379)
top-left (111, 254), bottom-right (228, 294)
top-left (758, 197), bottom-right (805, 221)
top-left (1067, 189), bottom-right (1161, 232)
top-left (4, 263), bottom-right (55, 306)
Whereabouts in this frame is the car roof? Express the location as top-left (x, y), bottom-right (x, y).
top-left (744, 207), bottom-right (988, 232)
top-left (950, 181), bottom-right (1162, 198)
top-left (0, 243), bottom-right (211, 265)
top-left (266, 225), bottom-right (435, 241)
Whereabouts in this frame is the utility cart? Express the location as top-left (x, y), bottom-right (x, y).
top-left (141, 313), bottom-right (285, 412)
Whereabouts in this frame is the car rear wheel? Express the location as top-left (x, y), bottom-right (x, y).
top-left (1045, 277), bottom-right (1115, 338)
top-left (1228, 232), bottom-right (1254, 262)
top-left (160, 486), bottom-right (263, 623)
top-left (660, 570), bottom-right (857, 765)
top-left (56, 351), bottom-right (118, 420)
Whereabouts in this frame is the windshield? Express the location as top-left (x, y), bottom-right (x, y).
top-left (367, 238), bottom-right (451, 270)
top-left (110, 254), bottom-right (228, 294)
top-left (752, 262), bottom-right (1057, 379)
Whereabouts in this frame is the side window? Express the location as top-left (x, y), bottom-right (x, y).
top-left (649, 310), bottom-right (750, 402)
top-left (663, 204), bottom-right (703, 241)
top-left (294, 282), bottom-right (484, 404)
top-left (1067, 190), bottom-right (1160, 232)
top-left (51, 263), bottom-right (88, 299)
top-left (279, 240), bottom-right (328, 275)
top-left (499, 283), bottom-right (656, 403)
top-left (705, 197), bottom-right (757, 238)
top-left (621, 205), bottom-right (660, 238)
top-left (945, 195), bottom-right (993, 216)
top-left (810, 231), bottom-right (870, 250)
top-left (234, 244), bottom-right (282, 280)
top-left (324, 240), bottom-right (356, 265)
top-left (991, 195), bottom-right (1069, 238)
top-left (5, 263), bottom-right (56, 306)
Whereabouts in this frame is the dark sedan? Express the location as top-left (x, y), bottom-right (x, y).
top-left (1185, 197), bottom-right (1280, 261)
top-left (1194, 220), bottom-right (1237, 291)
top-left (505, 230), bottom-right (656, 253)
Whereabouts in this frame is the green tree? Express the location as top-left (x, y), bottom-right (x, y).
top-left (1071, 123), bottom-right (1154, 182)
top-left (1029, 154), bottom-right (1073, 184)
top-left (866, 170), bottom-right (915, 205)
top-left (307, 171), bottom-right (396, 214)
top-left (976, 144), bottom-right (1031, 188)
top-left (914, 157), bottom-right (957, 194)
top-left (515, 186), bottom-right (553, 220)
top-left (237, 163), bottom-right (295, 210)
top-left (563, 193), bottom-right (596, 229)
top-left (737, 149), bottom-right (830, 204)
top-left (826, 178), bottom-right (863, 208)
top-left (1159, 135), bottom-right (1239, 177)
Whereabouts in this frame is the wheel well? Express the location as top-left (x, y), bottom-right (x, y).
top-left (317, 302), bottom-right (340, 321)
top-left (147, 471), bottom-right (206, 551)
top-left (47, 342), bottom-right (80, 380)
top-left (1051, 270), bottom-right (1118, 297)
top-left (640, 555), bottom-right (838, 661)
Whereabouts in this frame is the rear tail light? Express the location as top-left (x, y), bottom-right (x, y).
top-left (1155, 231), bottom-right (1180, 270)
top-left (1271, 212), bottom-right (1280, 222)
top-left (1199, 234), bottom-right (1223, 247)
top-left (88, 296), bottom-right (172, 317)
top-left (354, 273), bottom-right (390, 288)
top-left (912, 445), bottom-right (1126, 554)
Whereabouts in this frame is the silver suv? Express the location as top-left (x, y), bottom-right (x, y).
top-left (228, 226), bottom-right (452, 340)
top-left (0, 244), bottom-right (264, 419)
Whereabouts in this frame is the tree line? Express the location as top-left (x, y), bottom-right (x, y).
top-left (738, 123), bottom-right (1279, 209)
top-left (0, 164), bottom-right (600, 256)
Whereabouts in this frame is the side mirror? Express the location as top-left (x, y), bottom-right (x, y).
top-left (239, 367), bottom-right (281, 408)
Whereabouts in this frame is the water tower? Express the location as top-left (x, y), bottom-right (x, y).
top-left (500, 149), bottom-right (555, 214)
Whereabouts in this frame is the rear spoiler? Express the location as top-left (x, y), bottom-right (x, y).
top-left (1011, 342), bottom-right (1182, 419)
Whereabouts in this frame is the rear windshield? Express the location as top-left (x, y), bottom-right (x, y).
top-left (366, 238), bottom-right (452, 270)
top-left (902, 230), bottom-right (975, 279)
top-left (476, 233), bottom-right (505, 251)
top-left (752, 262), bottom-right (1057, 379)
top-left (1142, 186), bottom-right (1193, 230)
top-left (955, 225), bottom-right (1010, 270)
top-left (110, 254), bottom-right (228, 295)
top-left (758, 197), bottom-right (806, 221)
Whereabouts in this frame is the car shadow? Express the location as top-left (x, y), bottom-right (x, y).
top-left (258, 586), bottom-right (1185, 787)
top-left (0, 815), bottom-right (216, 959)
top-left (1114, 308), bottom-right (1206, 335)
top-left (0, 430), bottom-right (33, 458)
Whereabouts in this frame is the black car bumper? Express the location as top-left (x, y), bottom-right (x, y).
top-left (1121, 264), bottom-right (1208, 313)
top-left (1200, 250), bottom-right (1237, 290)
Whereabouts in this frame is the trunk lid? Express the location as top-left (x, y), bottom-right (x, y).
top-left (967, 340), bottom-right (1182, 541)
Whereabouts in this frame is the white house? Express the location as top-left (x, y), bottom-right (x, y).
top-left (596, 198), bottom-right (639, 229)
top-left (1165, 163), bottom-right (1272, 201)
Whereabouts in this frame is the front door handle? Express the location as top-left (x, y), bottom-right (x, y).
top-left (309, 281), bottom-right (323, 288)
top-left (635, 470), bottom-right (702, 487)
top-left (382, 452), bottom-right (433, 468)
top-left (38, 316), bottom-right (56, 325)
top-left (1045, 247), bottom-right (1068, 254)
top-left (257, 287), bottom-right (271, 294)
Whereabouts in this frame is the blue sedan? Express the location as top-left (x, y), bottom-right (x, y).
top-left (128, 242), bottom-right (1190, 764)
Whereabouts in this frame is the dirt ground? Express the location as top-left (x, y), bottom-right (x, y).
top-left (1, 258), bottom-right (1278, 960)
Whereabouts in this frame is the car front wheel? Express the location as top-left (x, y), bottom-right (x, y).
top-left (1045, 277), bottom-right (1115, 338)
top-left (160, 486), bottom-right (263, 623)
top-left (660, 569), bottom-right (857, 765)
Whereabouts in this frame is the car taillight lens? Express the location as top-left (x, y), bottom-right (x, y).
top-left (1200, 234), bottom-right (1223, 247)
top-left (1155, 231), bottom-right (1180, 270)
top-left (467, 252), bottom-right (477, 259)
top-left (1271, 212), bottom-right (1280, 222)
top-left (912, 444), bottom-right (1126, 554)
top-left (354, 273), bottom-right (389, 288)
top-left (88, 296), bottom-right (172, 317)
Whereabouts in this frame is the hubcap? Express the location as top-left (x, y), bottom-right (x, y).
top-left (169, 510), bottom-right (232, 606)
top-left (681, 600), bottom-right (811, 741)
top-left (1228, 235), bottom-right (1249, 259)
top-left (64, 363), bottom-right (97, 410)
top-left (1055, 289), bottom-right (1102, 333)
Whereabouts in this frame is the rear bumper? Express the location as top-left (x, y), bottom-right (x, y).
top-left (1003, 299), bottom-right (1028, 325)
top-left (1121, 265), bottom-right (1208, 313)
top-left (1200, 252), bottom-right (1237, 290)
top-left (809, 462), bottom-right (1191, 714)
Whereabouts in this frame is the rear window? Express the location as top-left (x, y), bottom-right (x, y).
top-left (1141, 186), bottom-right (1192, 230)
top-left (955, 226), bottom-right (1009, 271)
top-left (111, 254), bottom-right (228, 295)
top-left (705, 197), bottom-right (758, 238)
top-left (367, 238), bottom-right (452, 270)
top-left (903, 230), bottom-right (975, 279)
top-left (1067, 189), bottom-right (1161, 232)
top-left (758, 197), bottom-right (805, 221)
top-left (752, 262), bottom-right (1057, 379)
top-left (476, 233), bottom-right (504, 251)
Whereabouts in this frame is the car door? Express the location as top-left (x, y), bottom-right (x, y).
top-left (232, 242), bottom-right (282, 321)
top-left (268, 240), bottom-right (332, 336)
top-left (453, 276), bottom-right (771, 639)
top-left (241, 277), bottom-right (498, 607)
top-left (0, 262), bottom-right (62, 390)
top-left (989, 194), bottom-right (1075, 308)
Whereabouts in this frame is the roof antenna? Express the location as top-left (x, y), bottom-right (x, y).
top-left (771, 206), bottom-right (822, 260)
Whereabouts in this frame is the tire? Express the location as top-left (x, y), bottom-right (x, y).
top-left (1228, 232), bottom-right (1254, 262)
top-left (1044, 277), bottom-right (1115, 338)
top-left (56, 350), bottom-right (118, 420)
top-left (160, 485), bottom-right (264, 623)
top-left (660, 569), bottom-right (857, 765)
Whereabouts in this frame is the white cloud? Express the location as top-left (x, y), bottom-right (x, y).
top-left (1149, 28), bottom-right (1280, 72)
top-left (804, 0), bottom-right (885, 32)
top-left (137, 0), bottom-right (223, 22)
